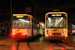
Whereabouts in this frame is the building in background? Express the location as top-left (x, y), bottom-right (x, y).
top-left (0, 21), bottom-right (11, 36)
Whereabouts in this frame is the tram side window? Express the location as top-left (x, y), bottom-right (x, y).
top-left (32, 20), bottom-right (39, 29)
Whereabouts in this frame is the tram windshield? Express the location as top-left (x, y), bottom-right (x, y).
top-left (46, 17), bottom-right (66, 28)
top-left (13, 18), bottom-right (30, 29)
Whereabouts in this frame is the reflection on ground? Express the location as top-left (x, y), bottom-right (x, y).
top-left (11, 45), bottom-right (16, 50)
top-left (0, 35), bottom-right (75, 50)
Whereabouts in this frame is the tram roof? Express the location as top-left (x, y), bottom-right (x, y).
top-left (45, 12), bottom-right (67, 15)
top-left (13, 14), bottom-right (39, 22)
top-left (13, 14), bottom-right (32, 16)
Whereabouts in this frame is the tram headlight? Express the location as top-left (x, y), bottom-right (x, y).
top-left (49, 33), bottom-right (52, 36)
top-left (23, 33), bottom-right (26, 35)
top-left (61, 33), bottom-right (64, 36)
top-left (13, 33), bottom-right (16, 35)
top-left (21, 33), bottom-right (26, 36)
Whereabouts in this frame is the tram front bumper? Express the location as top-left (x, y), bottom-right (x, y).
top-left (45, 36), bottom-right (66, 40)
top-left (12, 35), bottom-right (27, 39)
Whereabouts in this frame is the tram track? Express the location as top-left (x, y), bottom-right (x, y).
top-left (16, 41), bottom-right (32, 50)
top-left (27, 41), bottom-right (33, 50)
top-left (17, 42), bottom-right (20, 50)
top-left (16, 36), bottom-right (41, 50)
top-left (16, 38), bottom-right (33, 50)
top-left (64, 43), bottom-right (75, 47)
top-left (49, 40), bottom-right (75, 50)
top-left (54, 42), bottom-right (75, 50)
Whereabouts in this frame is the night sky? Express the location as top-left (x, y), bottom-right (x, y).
top-left (0, 0), bottom-right (75, 23)
top-left (0, 0), bottom-right (75, 12)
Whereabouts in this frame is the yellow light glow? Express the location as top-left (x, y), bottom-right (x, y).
top-left (12, 29), bottom-right (27, 34)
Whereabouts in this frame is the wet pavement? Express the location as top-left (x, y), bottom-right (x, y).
top-left (0, 35), bottom-right (75, 50)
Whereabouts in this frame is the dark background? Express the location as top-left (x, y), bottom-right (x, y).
top-left (0, 0), bottom-right (75, 24)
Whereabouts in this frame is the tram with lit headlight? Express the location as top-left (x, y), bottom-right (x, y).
top-left (11, 14), bottom-right (39, 39)
top-left (45, 12), bottom-right (68, 40)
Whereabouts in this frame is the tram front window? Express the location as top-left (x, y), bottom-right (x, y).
top-left (13, 19), bottom-right (30, 29)
top-left (46, 17), bottom-right (66, 28)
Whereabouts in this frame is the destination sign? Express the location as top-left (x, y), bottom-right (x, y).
top-left (48, 14), bottom-right (65, 17)
top-left (52, 14), bottom-right (61, 16)
top-left (16, 16), bottom-right (23, 18)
